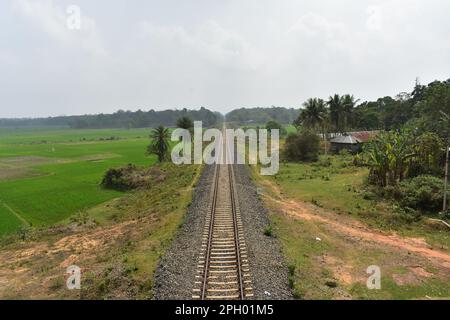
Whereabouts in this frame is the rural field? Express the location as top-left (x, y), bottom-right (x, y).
top-left (0, 127), bottom-right (157, 236)
top-left (1, 0), bottom-right (449, 310)
top-left (252, 150), bottom-right (450, 299)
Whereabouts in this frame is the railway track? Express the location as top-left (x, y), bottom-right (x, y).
top-left (192, 135), bottom-right (253, 300)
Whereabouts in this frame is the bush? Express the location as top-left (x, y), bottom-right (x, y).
top-left (101, 164), bottom-right (139, 191)
top-left (398, 175), bottom-right (444, 212)
top-left (443, 209), bottom-right (450, 219)
top-left (284, 131), bottom-right (320, 162)
top-left (263, 226), bottom-right (273, 237)
top-left (101, 164), bottom-right (166, 191)
top-left (266, 120), bottom-right (287, 136)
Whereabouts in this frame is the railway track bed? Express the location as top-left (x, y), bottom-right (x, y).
top-left (153, 129), bottom-right (291, 300)
top-left (192, 164), bottom-right (253, 300)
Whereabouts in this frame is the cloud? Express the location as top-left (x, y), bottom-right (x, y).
top-left (1, 0), bottom-right (449, 117)
top-left (366, 6), bottom-right (382, 31)
top-left (138, 20), bottom-right (264, 71)
top-left (13, 0), bottom-right (106, 56)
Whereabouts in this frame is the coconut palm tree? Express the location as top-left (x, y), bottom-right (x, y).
top-left (148, 126), bottom-right (171, 162)
top-left (297, 98), bottom-right (329, 154)
top-left (299, 98), bottom-right (328, 132)
top-left (342, 94), bottom-right (360, 132)
top-left (327, 94), bottom-right (343, 133)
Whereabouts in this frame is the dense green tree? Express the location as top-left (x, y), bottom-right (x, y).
top-left (284, 131), bottom-right (321, 162)
top-left (351, 103), bottom-right (380, 130)
top-left (176, 116), bottom-right (194, 130)
top-left (265, 120), bottom-right (282, 130)
top-left (415, 81), bottom-right (450, 139)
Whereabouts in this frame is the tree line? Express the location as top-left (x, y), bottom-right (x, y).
top-left (0, 107), bottom-right (222, 129)
top-left (226, 107), bottom-right (300, 124)
top-left (296, 78), bottom-right (450, 139)
top-left (291, 78), bottom-right (449, 214)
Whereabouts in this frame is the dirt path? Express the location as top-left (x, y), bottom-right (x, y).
top-left (262, 179), bottom-right (450, 268)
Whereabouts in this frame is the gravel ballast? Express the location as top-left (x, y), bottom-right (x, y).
top-left (233, 164), bottom-right (292, 300)
top-left (152, 164), bottom-right (292, 300)
top-left (152, 164), bottom-right (214, 300)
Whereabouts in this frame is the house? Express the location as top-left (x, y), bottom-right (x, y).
top-left (329, 131), bottom-right (379, 154)
top-left (330, 135), bottom-right (363, 153)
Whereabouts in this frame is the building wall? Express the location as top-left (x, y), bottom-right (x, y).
top-left (330, 143), bottom-right (362, 154)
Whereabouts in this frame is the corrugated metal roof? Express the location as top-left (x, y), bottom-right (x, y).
top-left (330, 135), bottom-right (362, 144)
top-left (351, 131), bottom-right (379, 142)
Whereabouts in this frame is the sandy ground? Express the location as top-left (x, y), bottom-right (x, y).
top-left (275, 198), bottom-right (450, 266)
top-left (0, 218), bottom-right (145, 299)
top-left (264, 179), bottom-right (450, 265)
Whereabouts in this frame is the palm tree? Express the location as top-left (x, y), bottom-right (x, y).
top-left (327, 94), bottom-right (343, 133)
top-left (148, 126), bottom-right (171, 162)
top-left (296, 98), bottom-right (329, 154)
top-left (299, 98), bottom-right (328, 131)
top-left (342, 94), bottom-right (359, 132)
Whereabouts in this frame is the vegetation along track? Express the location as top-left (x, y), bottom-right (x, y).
top-left (192, 137), bottom-right (253, 299)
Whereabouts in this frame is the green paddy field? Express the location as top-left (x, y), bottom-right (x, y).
top-left (0, 127), bottom-right (157, 236)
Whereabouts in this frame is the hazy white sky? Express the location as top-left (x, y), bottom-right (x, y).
top-left (0, 0), bottom-right (449, 118)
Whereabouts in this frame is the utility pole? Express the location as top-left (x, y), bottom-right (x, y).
top-left (443, 140), bottom-right (449, 213)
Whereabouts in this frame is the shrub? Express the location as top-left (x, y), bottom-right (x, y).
top-left (284, 131), bottom-right (320, 162)
top-left (70, 210), bottom-right (90, 225)
top-left (287, 264), bottom-right (296, 276)
top-left (398, 175), bottom-right (444, 212)
top-left (266, 120), bottom-right (287, 136)
top-left (317, 157), bottom-right (332, 167)
top-left (339, 148), bottom-right (350, 157)
top-left (443, 209), bottom-right (450, 219)
top-left (101, 164), bottom-right (139, 191)
top-left (101, 164), bottom-right (166, 191)
top-left (263, 226), bottom-right (273, 237)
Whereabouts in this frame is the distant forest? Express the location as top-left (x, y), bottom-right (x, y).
top-left (226, 79), bottom-right (450, 137)
top-left (0, 107), bottom-right (222, 129)
top-left (1, 78), bottom-right (449, 133)
top-left (226, 107), bottom-right (300, 124)
top-left (342, 78), bottom-right (450, 136)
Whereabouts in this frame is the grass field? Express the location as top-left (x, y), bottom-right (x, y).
top-left (0, 162), bottom-right (201, 299)
top-left (0, 127), bottom-right (157, 236)
top-left (284, 124), bottom-right (297, 134)
top-left (266, 154), bottom-right (449, 246)
top-left (252, 152), bottom-right (450, 299)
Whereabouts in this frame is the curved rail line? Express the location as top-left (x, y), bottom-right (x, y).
top-left (192, 134), bottom-right (253, 300)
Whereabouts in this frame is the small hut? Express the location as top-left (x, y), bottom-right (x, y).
top-left (330, 135), bottom-right (363, 154)
top-left (329, 131), bottom-right (380, 154)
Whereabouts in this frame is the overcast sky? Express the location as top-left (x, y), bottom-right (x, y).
top-left (0, 0), bottom-right (449, 118)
